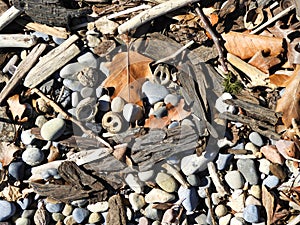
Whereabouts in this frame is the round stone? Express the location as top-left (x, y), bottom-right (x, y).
top-left (164, 94), bottom-right (180, 106)
top-left (262, 175), bottom-right (280, 189)
top-left (72, 208), bottom-right (89, 223)
top-left (145, 188), bottom-right (175, 203)
top-left (22, 147), bottom-right (44, 166)
top-left (88, 212), bottom-right (102, 223)
top-left (243, 205), bottom-right (260, 223)
top-left (111, 97), bottom-right (126, 113)
top-left (77, 52), bottom-right (98, 69)
top-left (249, 185), bottom-right (262, 199)
top-left (152, 106), bottom-right (167, 118)
top-left (8, 161), bottom-right (25, 180)
top-left (215, 205), bottom-right (228, 217)
top-left (63, 79), bottom-right (84, 92)
top-left (216, 153), bottom-right (233, 170)
top-left (237, 159), bottom-right (259, 185)
top-left (0, 200), bottom-right (16, 221)
top-left (15, 217), bottom-right (31, 225)
top-left (187, 174), bottom-right (201, 186)
top-left (138, 170), bottom-right (155, 182)
top-left (125, 174), bottom-right (143, 193)
top-left (129, 193), bottom-right (146, 211)
top-left (80, 87), bottom-right (94, 98)
top-left (87, 202), bottom-right (109, 213)
top-left (123, 103), bottom-right (143, 122)
top-left (142, 81), bottom-right (169, 105)
top-left (249, 132), bottom-right (264, 147)
top-left (245, 142), bottom-right (259, 154)
top-left (155, 172), bottom-right (178, 193)
top-left (64, 215), bottom-right (77, 225)
top-left (45, 202), bottom-right (64, 213)
top-left (225, 171), bottom-right (245, 189)
top-left (178, 186), bottom-right (200, 214)
top-left (62, 204), bottom-right (73, 216)
top-left (52, 213), bottom-right (65, 222)
top-left (142, 204), bottom-right (163, 221)
top-left (20, 129), bottom-right (36, 145)
top-left (60, 62), bottom-right (85, 79)
top-left (35, 115), bottom-right (48, 128)
top-left (21, 209), bottom-right (36, 218)
top-left (71, 91), bottom-right (81, 108)
top-left (219, 214), bottom-right (232, 225)
top-left (40, 118), bottom-right (66, 141)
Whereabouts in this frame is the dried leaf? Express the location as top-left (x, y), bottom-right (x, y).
top-left (248, 51), bottom-right (281, 73)
top-left (102, 51), bottom-right (153, 105)
top-left (288, 37), bottom-right (300, 65)
top-left (269, 74), bottom-right (291, 87)
top-left (222, 31), bottom-right (283, 59)
top-left (144, 99), bottom-right (191, 129)
top-left (7, 94), bottom-right (28, 122)
top-left (276, 66), bottom-right (300, 128)
top-left (275, 140), bottom-right (300, 160)
top-left (262, 185), bottom-right (275, 225)
top-left (0, 185), bottom-right (22, 201)
top-left (0, 142), bottom-right (20, 167)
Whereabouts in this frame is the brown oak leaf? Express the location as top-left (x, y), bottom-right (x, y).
top-left (101, 51), bottom-right (153, 105)
top-left (0, 142), bottom-right (20, 167)
top-left (248, 51), bottom-right (281, 73)
top-left (7, 94), bottom-right (29, 122)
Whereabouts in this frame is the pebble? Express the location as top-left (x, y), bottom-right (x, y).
top-left (269, 163), bottom-right (287, 180)
top-left (125, 174), bottom-right (143, 193)
top-left (20, 129), bottom-right (36, 145)
top-left (53, 36), bottom-right (65, 45)
top-left (17, 198), bottom-right (31, 210)
top-left (181, 118), bottom-right (195, 127)
top-left (129, 193), bottom-right (146, 211)
top-left (123, 103), bottom-right (143, 122)
top-left (211, 193), bottom-right (222, 205)
top-left (87, 34), bottom-right (101, 48)
top-left (249, 185), bottom-right (262, 199)
top-left (164, 94), bottom-right (180, 106)
top-left (0, 200), bottom-right (16, 221)
top-left (216, 153), bottom-right (233, 170)
top-left (230, 217), bottom-right (246, 225)
top-left (21, 209), bottom-right (35, 218)
top-left (194, 214), bottom-right (207, 224)
top-left (88, 212), bottom-right (102, 223)
top-left (243, 205), bottom-right (260, 223)
top-left (60, 62), bottom-right (85, 79)
top-left (237, 159), bottom-right (259, 185)
top-left (155, 172), bottom-right (178, 193)
top-left (22, 147), bottom-right (44, 166)
top-left (249, 132), bottom-right (264, 147)
top-left (63, 79), bottom-right (85, 92)
top-left (198, 176), bottom-right (212, 198)
top-left (46, 202), bottom-right (64, 213)
top-left (260, 145), bottom-right (285, 165)
top-left (52, 213), bottom-right (65, 222)
top-left (259, 158), bottom-right (271, 175)
top-left (15, 218), bottom-right (31, 225)
top-left (168, 121), bottom-right (179, 129)
top-left (77, 52), bottom-right (98, 69)
top-left (225, 171), bottom-right (245, 189)
top-left (145, 188), bottom-right (175, 203)
top-left (138, 170), bottom-right (155, 182)
top-left (215, 92), bottom-right (235, 113)
top-left (62, 204), bottom-right (73, 216)
top-left (35, 115), bottom-right (48, 128)
top-left (72, 208), bottom-right (90, 223)
top-left (262, 175), bottom-right (280, 189)
top-left (32, 31), bottom-right (50, 41)
top-left (219, 214), bottom-right (232, 225)
top-left (142, 81), bottom-right (169, 104)
top-left (8, 161), bottom-right (25, 180)
top-left (214, 204), bottom-right (227, 217)
top-left (178, 186), bottom-right (199, 214)
top-left (71, 199), bottom-right (88, 207)
top-left (71, 91), bottom-right (81, 108)
top-left (40, 118), bottom-right (66, 141)
top-left (111, 97), bottom-right (126, 113)
top-left (142, 204), bottom-right (162, 221)
top-left (152, 106), bottom-right (167, 118)
top-left (96, 86), bottom-right (103, 98)
top-left (187, 174), bottom-right (201, 186)
top-left (139, 216), bottom-right (149, 225)
top-left (64, 215), bottom-right (77, 225)
top-left (245, 195), bottom-right (261, 206)
top-left (245, 142), bottom-right (259, 154)
top-left (87, 201), bottom-right (109, 213)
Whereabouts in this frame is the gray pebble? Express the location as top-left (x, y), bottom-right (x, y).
top-left (225, 171), bottom-right (245, 189)
top-left (96, 86), bottom-right (104, 98)
top-left (80, 87), bottom-right (94, 98)
top-left (67, 108), bottom-right (76, 117)
top-left (22, 147), bottom-right (44, 166)
top-left (60, 62), bottom-right (85, 79)
top-left (31, 31), bottom-right (49, 41)
top-left (35, 115), bottom-right (48, 128)
top-left (0, 200), bottom-right (16, 222)
top-left (47, 168), bottom-right (58, 176)
top-left (8, 161), bottom-right (25, 180)
top-left (63, 79), bottom-right (84, 92)
top-left (178, 186), bottom-right (199, 214)
top-left (243, 205), bottom-right (260, 223)
top-left (237, 159), bottom-right (259, 185)
top-left (21, 209), bottom-right (35, 218)
top-left (40, 118), bottom-right (66, 141)
top-left (71, 92), bottom-right (81, 108)
top-left (45, 202), bottom-right (64, 213)
top-left (152, 106), bottom-right (167, 118)
top-left (164, 94), bottom-right (180, 106)
top-left (15, 218), bottom-right (31, 225)
top-left (129, 193), bottom-right (146, 211)
top-left (216, 153), bottom-right (233, 170)
top-left (71, 199), bottom-right (88, 207)
top-left (142, 81), bottom-right (169, 104)
top-left (168, 121), bottom-right (179, 129)
top-left (52, 36), bottom-right (65, 45)
top-left (181, 118), bottom-right (195, 127)
top-left (77, 52), bottom-right (98, 69)
top-left (187, 174), bottom-right (200, 187)
top-left (249, 132), bottom-right (264, 147)
top-left (142, 204), bottom-right (162, 221)
top-left (72, 208), bottom-right (90, 223)
top-left (20, 129), bottom-right (36, 145)
top-left (111, 97), bottom-right (125, 113)
top-left (262, 175), bottom-right (280, 189)
top-left (98, 95), bottom-right (111, 112)
top-left (138, 170), bottom-right (155, 182)
top-left (125, 174), bottom-right (143, 193)
top-left (42, 170), bottom-right (51, 180)
top-left (123, 103), bottom-right (143, 122)
top-left (155, 172), bottom-right (178, 193)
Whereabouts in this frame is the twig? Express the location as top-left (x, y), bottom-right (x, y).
top-left (207, 162), bottom-right (228, 197)
top-left (107, 4), bottom-right (152, 19)
top-left (205, 188), bottom-right (217, 225)
top-left (30, 88), bottom-right (113, 150)
top-left (118, 0), bottom-right (200, 34)
top-left (161, 163), bottom-right (190, 188)
top-left (250, 5), bottom-right (295, 34)
top-left (152, 40), bottom-right (194, 66)
top-left (195, 6), bottom-right (228, 73)
top-left (0, 6), bottom-right (23, 31)
top-left (288, 214), bottom-right (300, 225)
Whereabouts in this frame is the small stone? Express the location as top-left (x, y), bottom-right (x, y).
top-left (260, 145), bottom-right (285, 165)
top-left (262, 175), bottom-right (280, 189)
top-left (53, 37), bottom-right (65, 45)
top-left (40, 118), bottom-right (66, 141)
top-left (138, 170), bottom-right (155, 182)
top-left (230, 217), bottom-right (246, 225)
top-left (219, 214), bottom-right (232, 225)
top-left (87, 202), bottom-right (109, 213)
top-left (269, 163), bottom-right (287, 180)
top-left (72, 208), bottom-right (89, 223)
top-left (126, 206), bottom-right (133, 221)
top-left (211, 193), bottom-right (222, 205)
top-left (0, 200), bottom-right (16, 221)
top-left (152, 106), bottom-right (167, 118)
top-left (95, 16), bottom-right (118, 35)
top-left (187, 174), bottom-right (200, 186)
top-left (225, 171), bottom-right (245, 189)
top-left (46, 203), bottom-right (64, 213)
top-left (21, 129), bottom-right (36, 145)
top-left (164, 94), bottom-right (180, 106)
top-left (142, 81), bottom-right (169, 104)
top-left (245, 142), bottom-right (259, 154)
top-left (259, 159), bottom-right (271, 175)
top-left (194, 214), bottom-right (207, 225)
top-left (216, 153), bottom-right (233, 170)
top-left (22, 147), bottom-right (44, 166)
top-left (60, 62), bottom-right (85, 79)
top-left (96, 86), bottom-right (103, 98)
top-left (155, 172), bottom-right (178, 193)
top-left (111, 97), bottom-right (126, 113)
top-left (181, 118), bottom-right (195, 127)
top-left (178, 186), bottom-right (199, 214)
top-left (243, 205), bottom-right (260, 223)
top-left (125, 174), bottom-right (143, 193)
top-left (77, 52), bottom-right (98, 69)
top-left (52, 213), bottom-right (65, 222)
top-left (87, 34), bottom-right (101, 48)
top-left (138, 216), bottom-right (149, 225)
top-left (8, 161), bottom-right (25, 180)
top-left (17, 198), bottom-right (31, 210)
top-left (71, 199), bottom-right (88, 207)
top-left (71, 92), bottom-right (81, 108)
top-left (245, 196), bottom-right (261, 206)
top-left (215, 93), bottom-right (235, 113)
top-left (145, 188), bottom-right (175, 203)
top-left (35, 115), bottom-right (48, 128)
top-left (237, 159), bottom-right (259, 185)
top-left (98, 94), bottom-right (111, 112)
top-left (63, 79), bottom-right (85, 92)
top-left (88, 212), bottom-right (102, 223)
top-left (64, 215), bottom-right (77, 225)
top-left (21, 209), bottom-right (35, 218)
top-left (62, 204), bottom-right (73, 216)
top-left (249, 185), bottom-right (261, 199)
top-left (80, 87), bottom-right (94, 98)
top-left (15, 218), bottom-right (31, 225)
top-left (168, 121), bottom-right (179, 129)
top-left (123, 103), bottom-right (143, 122)
top-left (215, 205), bottom-right (227, 217)
top-left (227, 191), bottom-right (245, 212)
top-left (129, 193), bottom-right (146, 211)
top-left (249, 132), bottom-right (264, 147)
top-left (181, 153), bottom-right (218, 175)
top-left (142, 204), bottom-right (162, 221)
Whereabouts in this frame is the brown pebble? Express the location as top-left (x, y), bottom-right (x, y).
top-left (269, 163), bottom-right (287, 180)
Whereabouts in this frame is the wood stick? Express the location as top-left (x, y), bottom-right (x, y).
top-left (207, 162), bottom-right (228, 197)
top-left (0, 6), bottom-right (23, 31)
top-left (118, 0), bottom-right (200, 34)
top-left (107, 4), bottom-right (152, 19)
top-left (0, 43), bottom-right (47, 105)
top-left (0, 34), bottom-right (37, 48)
top-left (24, 35), bottom-right (80, 88)
top-left (205, 188), bottom-right (217, 225)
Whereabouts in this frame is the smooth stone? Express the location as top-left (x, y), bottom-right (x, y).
top-left (80, 87), bottom-right (94, 98)
top-left (231, 141), bottom-right (245, 150)
top-left (260, 145), bottom-right (285, 165)
top-left (40, 118), bottom-right (66, 141)
top-left (15, 218), bottom-right (31, 225)
top-left (249, 132), bottom-right (264, 147)
top-left (99, 62), bottom-right (110, 77)
top-left (0, 200), bottom-right (16, 221)
top-left (47, 168), bottom-right (58, 176)
top-left (98, 95), bottom-right (111, 112)
top-left (211, 193), bottom-right (222, 205)
top-left (155, 172), bottom-right (178, 193)
top-left (20, 129), bottom-right (36, 145)
top-left (215, 205), bottom-right (227, 217)
top-left (71, 92), bottom-right (81, 108)
top-left (216, 153), bottom-right (233, 170)
top-left (21, 209), bottom-right (35, 218)
top-left (35, 115), bottom-right (48, 128)
top-left (152, 106), bottom-right (167, 118)
top-left (31, 31), bottom-right (49, 41)
top-left (8, 161), bottom-right (25, 180)
top-left (269, 163), bottom-right (287, 180)
top-left (142, 81), bottom-right (169, 104)
top-left (194, 214), bottom-right (207, 225)
top-left (129, 193), bottom-right (146, 211)
top-left (215, 92), bottom-right (235, 113)
top-left (219, 214), bottom-right (232, 225)
top-left (52, 36), bottom-right (65, 45)
top-left (245, 142), bottom-right (259, 154)
top-left (259, 159), bottom-right (271, 175)
top-left (187, 174), bottom-right (200, 187)
top-left (168, 121), bottom-right (179, 129)
top-left (111, 97), bottom-right (126, 113)
top-left (245, 195), bottom-right (261, 206)
top-left (64, 215), bottom-right (77, 225)
top-left (67, 108), bottom-right (76, 117)
top-left (230, 217), bottom-right (246, 225)
top-left (138, 216), bottom-right (149, 225)
top-left (62, 204), bottom-right (73, 216)
top-left (77, 52), bottom-right (98, 68)
top-left (126, 206), bottom-right (133, 221)
top-left (225, 171), bottom-right (245, 189)
top-left (17, 198), bottom-right (31, 210)
top-left (87, 202), bottom-right (109, 213)
top-left (237, 159), bottom-right (259, 185)
top-left (72, 208), bottom-right (89, 223)
top-left (262, 175), bottom-right (280, 189)
top-left (198, 176), bottom-right (212, 198)
top-left (96, 86), bottom-right (103, 98)
top-left (164, 94), bottom-right (180, 106)
top-left (152, 221), bottom-right (160, 225)
top-left (138, 170), bottom-right (155, 182)
top-left (71, 199), bottom-right (88, 207)
top-left (145, 188), bottom-right (175, 203)
top-left (60, 62), bottom-right (85, 79)
top-left (249, 185), bottom-right (261, 199)
top-left (243, 205), bottom-right (260, 223)
top-left (142, 204), bottom-right (162, 221)
top-left (181, 118), bottom-right (195, 127)
top-left (63, 79), bottom-right (84, 92)
top-left (227, 191), bottom-right (245, 212)
top-left (125, 174), bottom-right (143, 193)
top-left (178, 186), bottom-right (199, 214)
top-left (166, 155), bottom-right (180, 165)
top-left (41, 170), bottom-right (51, 180)
top-left (88, 212), bottom-right (102, 223)
top-left (52, 213), bottom-right (65, 222)
top-left (22, 147), bottom-right (44, 166)
top-left (123, 103), bottom-right (143, 122)
top-left (46, 202), bottom-right (64, 213)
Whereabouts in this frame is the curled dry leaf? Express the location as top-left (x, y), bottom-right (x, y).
top-left (222, 31), bottom-right (283, 59)
top-left (248, 51), bottom-right (281, 74)
top-left (101, 51), bottom-right (153, 105)
top-left (0, 142), bottom-right (20, 167)
top-left (144, 99), bottom-right (191, 129)
top-left (7, 94), bottom-right (29, 122)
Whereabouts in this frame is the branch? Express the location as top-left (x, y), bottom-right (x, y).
top-left (0, 6), bottom-right (23, 31)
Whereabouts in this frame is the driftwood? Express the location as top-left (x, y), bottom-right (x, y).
top-left (106, 195), bottom-right (127, 225)
top-left (0, 6), bottom-right (23, 31)
top-left (0, 34), bottom-right (37, 48)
